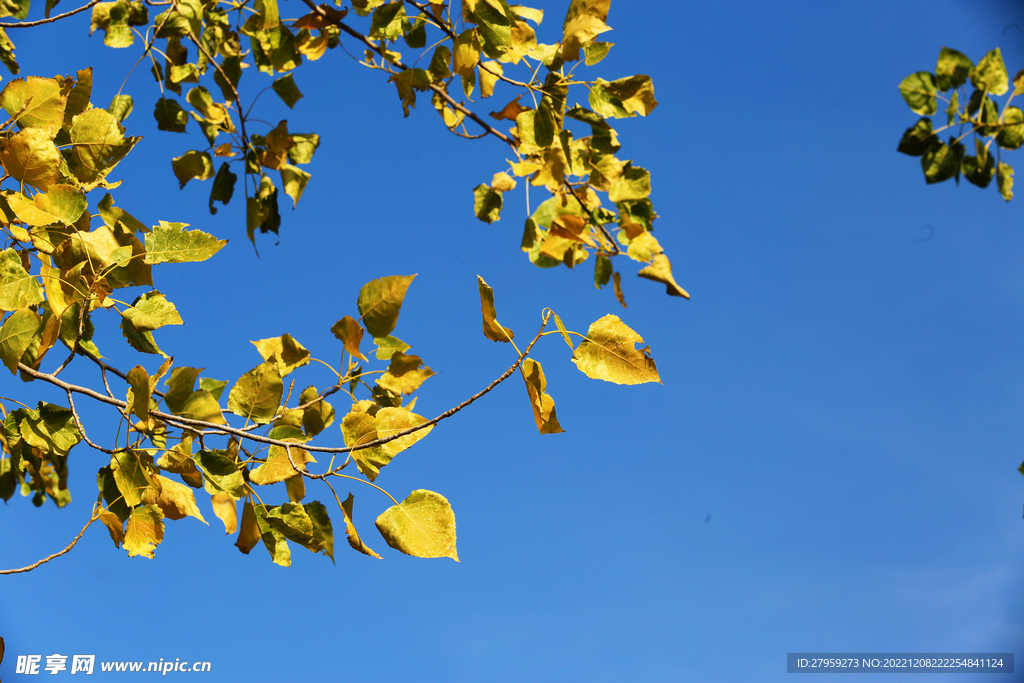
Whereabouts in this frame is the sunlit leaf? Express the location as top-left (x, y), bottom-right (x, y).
top-left (521, 357), bottom-right (563, 434)
top-left (227, 359), bottom-right (283, 424)
top-left (638, 254), bottom-right (689, 298)
top-left (193, 448), bottom-right (246, 497)
top-left (144, 221), bottom-right (227, 264)
top-left (251, 333), bottom-right (310, 377)
top-left (375, 489), bottom-right (458, 560)
top-left (124, 504), bottom-right (164, 558)
top-left (145, 474), bottom-right (207, 523)
top-left (477, 275), bottom-right (515, 342)
top-left (357, 274), bottom-right (416, 338)
top-left (572, 314), bottom-right (660, 385)
top-left (0, 308), bottom-right (41, 373)
top-left (210, 493), bottom-right (238, 534)
top-left (340, 493), bottom-right (380, 558)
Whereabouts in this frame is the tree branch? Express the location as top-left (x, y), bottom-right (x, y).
top-left (0, 0), bottom-right (102, 28)
top-left (0, 505), bottom-right (100, 574)
top-left (16, 312), bottom-right (549, 456)
top-left (298, 0), bottom-right (515, 147)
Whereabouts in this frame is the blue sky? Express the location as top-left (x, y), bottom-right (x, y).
top-left (2, 0), bottom-right (1024, 681)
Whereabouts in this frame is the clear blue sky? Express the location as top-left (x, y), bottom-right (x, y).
top-left (2, 1), bottom-right (1024, 681)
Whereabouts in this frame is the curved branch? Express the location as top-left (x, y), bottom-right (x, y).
top-left (0, 0), bottom-right (101, 28)
top-left (0, 506), bottom-right (99, 574)
top-left (17, 312), bottom-right (551, 456)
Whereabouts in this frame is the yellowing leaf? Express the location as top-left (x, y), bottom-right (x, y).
top-left (124, 504), bottom-right (164, 558)
top-left (111, 449), bottom-right (154, 507)
top-left (0, 248), bottom-right (43, 310)
top-left (210, 493), bottom-right (238, 534)
top-left (375, 489), bottom-right (458, 561)
top-left (477, 275), bottom-right (515, 342)
top-left (521, 357), bottom-right (563, 434)
top-left (249, 442), bottom-right (315, 485)
top-left (638, 253), bottom-right (689, 298)
top-left (0, 308), bottom-right (41, 374)
top-left (251, 333), bottom-right (310, 376)
top-left (227, 359), bottom-right (283, 424)
top-left (572, 314), bottom-right (660, 385)
top-left (331, 315), bottom-right (368, 362)
top-left (145, 474), bottom-right (207, 523)
top-left (342, 406), bottom-right (432, 481)
top-left (0, 76), bottom-right (66, 137)
top-left (340, 493), bottom-right (381, 558)
top-left (144, 221), bottom-right (227, 264)
top-left (357, 274), bottom-right (416, 338)
top-left (235, 500), bottom-right (262, 554)
top-left (67, 107), bottom-right (140, 189)
top-left (125, 365), bottom-right (151, 423)
top-left (0, 127), bottom-right (61, 190)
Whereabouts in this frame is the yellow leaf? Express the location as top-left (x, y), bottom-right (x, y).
top-left (521, 358), bottom-right (564, 434)
top-left (572, 314), bottom-right (660, 385)
top-left (124, 504), bottom-right (164, 558)
top-left (211, 493), bottom-right (238, 534)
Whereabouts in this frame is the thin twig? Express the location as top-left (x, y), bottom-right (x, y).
top-left (1, 0), bottom-right (101, 28)
top-left (0, 506), bottom-right (100, 574)
top-left (66, 390), bottom-right (115, 454)
top-left (17, 312), bottom-right (550, 456)
top-left (298, 0), bottom-right (515, 147)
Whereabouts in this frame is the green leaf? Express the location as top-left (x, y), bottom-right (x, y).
top-left (936, 47), bottom-right (973, 90)
top-left (251, 333), bottom-right (310, 377)
top-left (108, 93), bottom-right (133, 122)
top-left (473, 184), bottom-right (503, 223)
top-left (0, 28), bottom-right (18, 76)
top-left (607, 162), bottom-right (651, 202)
top-left (0, 248), bottom-right (43, 310)
top-left (0, 308), bottom-right (41, 373)
top-left (374, 335), bottom-right (410, 360)
top-left (594, 253), bottom-right (612, 288)
top-left (638, 253), bottom-right (690, 298)
top-left (124, 504), bottom-right (164, 558)
top-left (193, 448), bottom-right (246, 497)
top-left (962, 143), bottom-right (996, 188)
top-left (332, 315), bottom-right (368, 362)
top-left (369, 1), bottom-right (408, 41)
top-left (299, 385), bottom-right (335, 436)
top-left (967, 89), bottom-right (999, 136)
top-left (121, 291), bottom-right (183, 333)
top-left (163, 366), bottom-right (201, 413)
top-left (898, 71), bottom-right (938, 116)
top-left (67, 107), bottom-right (140, 189)
top-left (521, 357), bottom-right (563, 434)
top-left (111, 449), bottom-right (154, 507)
top-left (477, 275), bottom-right (514, 342)
top-left (154, 97), bottom-right (188, 132)
top-left (921, 140), bottom-right (963, 184)
top-left (340, 493), bottom-right (380, 558)
top-left (227, 359), bottom-right (283, 424)
top-left (272, 73), bottom-right (303, 108)
top-left (357, 274), bottom-right (416, 338)
top-left (970, 48), bottom-right (1009, 96)
top-left (998, 161), bottom-right (1014, 201)
top-left (172, 150), bottom-right (214, 188)
top-left (573, 314), bottom-right (660, 385)
top-left (254, 503), bottom-right (291, 566)
top-left (0, 127), bottom-right (61, 190)
top-left (97, 193), bottom-right (147, 233)
top-left (287, 133), bottom-right (319, 164)
top-left (126, 365), bottom-right (151, 423)
top-left (179, 391), bottom-right (226, 425)
top-left (0, 76), bottom-right (66, 137)
top-left (144, 221), bottom-right (227, 264)
top-left (583, 40), bottom-right (612, 65)
top-left (897, 117), bottom-right (938, 157)
top-left (199, 377), bottom-right (227, 401)
top-left (209, 161), bottom-right (237, 214)
top-left (266, 502), bottom-right (332, 559)
top-left (996, 106), bottom-right (1024, 150)
top-left (279, 163), bottom-right (310, 208)
top-left (375, 489), bottom-right (458, 560)
top-left (590, 75), bottom-right (658, 118)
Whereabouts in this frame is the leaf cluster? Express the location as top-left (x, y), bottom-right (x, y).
top-left (897, 47), bottom-right (1023, 201)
